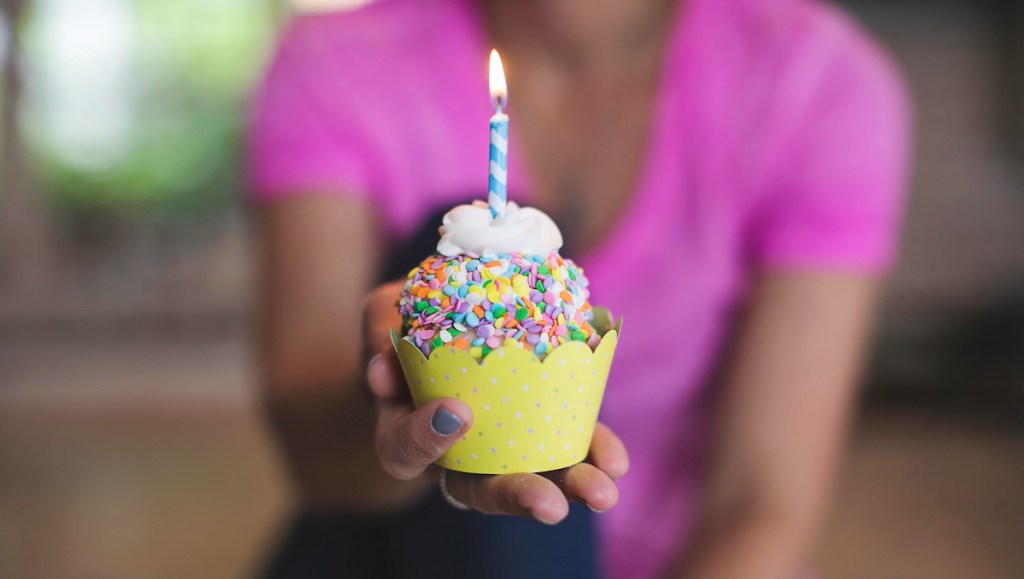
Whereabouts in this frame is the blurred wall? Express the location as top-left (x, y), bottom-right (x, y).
top-left (846, 0), bottom-right (1024, 421)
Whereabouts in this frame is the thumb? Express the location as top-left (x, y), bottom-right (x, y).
top-left (376, 398), bottom-right (473, 480)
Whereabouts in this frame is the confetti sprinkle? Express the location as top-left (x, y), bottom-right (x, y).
top-left (399, 251), bottom-right (598, 360)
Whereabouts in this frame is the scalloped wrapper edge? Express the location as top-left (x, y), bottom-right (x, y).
top-left (392, 308), bottom-right (621, 474)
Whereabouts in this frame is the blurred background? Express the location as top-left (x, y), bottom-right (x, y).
top-left (1, 0), bottom-right (1022, 577)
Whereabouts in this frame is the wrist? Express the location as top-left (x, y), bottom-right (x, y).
top-left (264, 376), bottom-right (429, 513)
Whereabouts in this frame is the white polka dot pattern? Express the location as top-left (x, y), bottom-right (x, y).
top-left (394, 328), bottom-right (620, 474)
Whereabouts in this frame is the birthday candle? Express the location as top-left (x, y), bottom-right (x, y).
top-left (488, 49), bottom-right (509, 219)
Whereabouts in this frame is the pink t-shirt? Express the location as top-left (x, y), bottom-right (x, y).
top-left (247, 0), bottom-right (910, 577)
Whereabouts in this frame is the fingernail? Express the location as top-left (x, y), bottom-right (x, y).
top-left (367, 354), bottom-right (382, 372)
top-left (525, 508), bottom-right (547, 525)
top-left (587, 504), bottom-right (608, 514)
top-left (430, 409), bottom-right (463, 436)
top-left (531, 508), bottom-right (564, 526)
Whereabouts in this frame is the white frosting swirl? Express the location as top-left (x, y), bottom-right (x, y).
top-left (437, 200), bottom-right (563, 257)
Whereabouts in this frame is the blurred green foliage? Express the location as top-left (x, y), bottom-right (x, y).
top-left (23, 0), bottom-right (279, 217)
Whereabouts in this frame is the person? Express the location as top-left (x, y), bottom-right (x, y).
top-left (246, 0), bottom-right (910, 577)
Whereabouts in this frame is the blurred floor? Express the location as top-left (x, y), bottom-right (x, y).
top-left (0, 408), bottom-right (287, 579)
top-left (0, 336), bottom-right (289, 579)
top-left (2, 338), bottom-right (1023, 579)
top-left (819, 414), bottom-right (1024, 579)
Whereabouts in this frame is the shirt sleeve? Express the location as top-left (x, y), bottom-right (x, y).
top-left (245, 18), bottom-right (375, 204)
top-left (747, 22), bottom-right (912, 273)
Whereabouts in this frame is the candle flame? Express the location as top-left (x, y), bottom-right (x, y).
top-left (489, 49), bottom-right (507, 110)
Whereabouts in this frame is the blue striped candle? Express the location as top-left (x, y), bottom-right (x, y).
top-left (488, 109), bottom-right (509, 218)
top-left (488, 49), bottom-right (509, 218)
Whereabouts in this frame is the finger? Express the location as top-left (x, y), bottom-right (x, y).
top-left (446, 472), bottom-right (570, 525)
top-left (362, 280), bottom-right (405, 361)
top-left (551, 463), bottom-right (619, 512)
top-left (366, 347), bottom-right (405, 401)
top-left (376, 398), bottom-right (473, 481)
top-left (589, 422), bottom-right (629, 480)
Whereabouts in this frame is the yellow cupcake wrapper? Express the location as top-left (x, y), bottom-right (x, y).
top-left (392, 308), bottom-right (621, 474)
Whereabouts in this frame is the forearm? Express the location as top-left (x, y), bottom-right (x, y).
top-left (670, 273), bottom-right (877, 579)
top-left (264, 377), bottom-right (432, 512)
top-left (671, 507), bottom-right (813, 579)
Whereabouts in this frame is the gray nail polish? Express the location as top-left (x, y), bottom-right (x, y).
top-left (430, 409), bottom-right (463, 436)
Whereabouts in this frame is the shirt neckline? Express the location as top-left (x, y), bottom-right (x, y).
top-left (457, 0), bottom-right (700, 270)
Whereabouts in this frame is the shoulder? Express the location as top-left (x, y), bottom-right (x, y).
top-left (680, 0), bottom-right (910, 143)
top-left (718, 0), bottom-right (907, 105)
top-left (281, 0), bottom-right (450, 54)
top-left (266, 0), bottom-right (469, 100)
top-left (690, 0), bottom-right (911, 177)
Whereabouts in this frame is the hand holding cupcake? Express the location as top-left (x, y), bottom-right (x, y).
top-left (364, 47), bottom-right (624, 522)
top-left (392, 200), bottom-right (621, 475)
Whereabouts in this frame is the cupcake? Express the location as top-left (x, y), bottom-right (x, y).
top-left (391, 200), bottom-right (620, 474)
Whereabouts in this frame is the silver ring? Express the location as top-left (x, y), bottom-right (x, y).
top-left (439, 469), bottom-right (470, 511)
